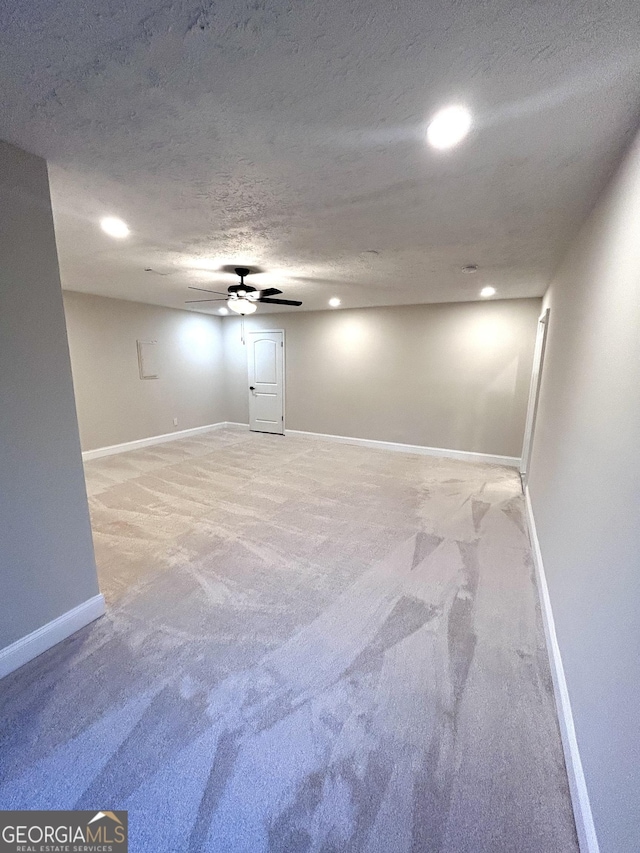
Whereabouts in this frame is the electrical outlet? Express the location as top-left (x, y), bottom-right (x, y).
top-left (173, 417), bottom-right (178, 427)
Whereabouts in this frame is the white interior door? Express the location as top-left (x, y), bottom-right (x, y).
top-left (247, 330), bottom-right (284, 434)
top-left (520, 308), bottom-right (550, 485)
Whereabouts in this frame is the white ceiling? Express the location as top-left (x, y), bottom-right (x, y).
top-left (1, 0), bottom-right (640, 314)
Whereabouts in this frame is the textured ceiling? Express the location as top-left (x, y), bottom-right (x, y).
top-left (1, 0), bottom-right (640, 314)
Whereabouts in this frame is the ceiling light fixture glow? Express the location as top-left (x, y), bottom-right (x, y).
top-left (218, 307), bottom-right (229, 315)
top-left (100, 216), bottom-right (129, 238)
top-left (329, 297), bottom-right (341, 307)
top-left (426, 105), bottom-right (472, 150)
top-left (480, 286), bottom-right (496, 298)
top-left (227, 298), bottom-right (257, 315)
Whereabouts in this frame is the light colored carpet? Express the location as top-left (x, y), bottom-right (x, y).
top-left (0, 427), bottom-right (578, 852)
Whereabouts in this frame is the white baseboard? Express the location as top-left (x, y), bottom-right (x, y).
top-left (82, 422), bottom-right (228, 461)
top-left (82, 421), bottom-right (519, 468)
top-left (285, 428), bottom-right (520, 467)
top-left (0, 594), bottom-right (105, 680)
top-left (524, 487), bottom-right (600, 853)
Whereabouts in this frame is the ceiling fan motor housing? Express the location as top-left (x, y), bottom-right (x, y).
top-left (228, 283), bottom-right (257, 296)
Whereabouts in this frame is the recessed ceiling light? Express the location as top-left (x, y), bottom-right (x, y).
top-left (480, 286), bottom-right (496, 298)
top-left (100, 216), bottom-right (129, 238)
top-left (218, 307), bottom-right (229, 315)
top-left (329, 297), bottom-right (341, 308)
top-left (426, 105), bottom-right (472, 150)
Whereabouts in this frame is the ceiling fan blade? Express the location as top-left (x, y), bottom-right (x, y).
top-left (185, 298), bottom-right (227, 303)
top-left (259, 297), bottom-right (303, 306)
top-left (188, 286), bottom-right (229, 295)
top-left (258, 288), bottom-right (283, 297)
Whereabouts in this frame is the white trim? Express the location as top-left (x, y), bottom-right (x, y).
top-left (524, 487), bottom-right (600, 853)
top-left (0, 594), bottom-right (105, 680)
top-left (82, 422), bottom-right (228, 461)
top-left (285, 428), bottom-right (520, 467)
top-left (82, 422), bottom-right (519, 467)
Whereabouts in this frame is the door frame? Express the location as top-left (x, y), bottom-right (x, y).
top-left (520, 308), bottom-right (550, 487)
top-left (246, 328), bottom-right (286, 434)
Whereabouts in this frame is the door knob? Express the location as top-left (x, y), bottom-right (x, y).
top-left (249, 386), bottom-right (255, 390)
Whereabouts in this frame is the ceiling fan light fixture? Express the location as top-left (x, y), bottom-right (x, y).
top-left (227, 297), bottom-right (257, 315)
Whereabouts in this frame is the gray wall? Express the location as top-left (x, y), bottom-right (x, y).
top-left (0, 141), bottom-right (99, 649)
top-left (528, 132), bottom-right (640, 852)
top-left (224, 299), bottom-right (541, 457)
top-left (63, 292), bottom-right (226, 451)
